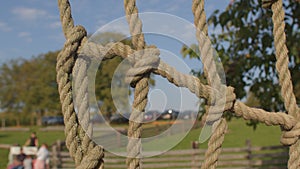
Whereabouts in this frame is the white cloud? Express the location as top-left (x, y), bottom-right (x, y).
top-left (0, 22), bottom-right (12, 32)
top-left (18, 32), bottom-right (32, 42)
top-left (12, 7), bottom-right (47, 21)
top-left (165, 4), bottom-right (180, 13)
top-left (98, 19), bottom-right (130, 36)
top-left (18, 32), bottom-right (30, 37)
top-left (48, 32), bottom-right (65, 44)
top-left (182, 24), bottom-right (197, 41)
top-left (49, 21), bottom-right (61, 29)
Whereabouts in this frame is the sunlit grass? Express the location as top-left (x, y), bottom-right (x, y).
top-left (0, 118), bottom-right (282, 168)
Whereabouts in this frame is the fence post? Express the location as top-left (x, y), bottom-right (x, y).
top-left (191, 141), bottom-right (199, 169)
top-left (57, 140), bottom-right (62, 168)
top-left (51, 140), bottom-right (62, 169)
top-left (51, 145), bottom-right (58, 169)
top-left (56, 140), bottom-right (61, 152)
top-left (246, 139), bottom-right (252, 169)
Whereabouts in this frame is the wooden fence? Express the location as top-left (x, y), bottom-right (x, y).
top-left (50, 140), bottom-right (289, 169)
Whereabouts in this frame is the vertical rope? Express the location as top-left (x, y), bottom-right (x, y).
top-left (271, 0), bottom-right (299, 119)
top-left (201, 119), bottom-right (228, 169)
top-left (57, 0), bottom-right (85, 165)
top-left (192, 0), bottom-right (212, 84)
top-left (192, 0), bottom-right (228, 168)
top-left (124, 0), bottom-right (148, 168)
top-left (192, 0), bottom-right (208, 36)
top-left (57, 0), bottom-right (104, 168)
top-left (54, 1), bottom-right (300, 169)
top-left (270, 0), bottom-right (300, 168)
top-left (124, 0), bottom-right (145, 50)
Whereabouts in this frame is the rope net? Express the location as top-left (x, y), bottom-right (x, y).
top-left (56, 0), bottom-right (300, 168)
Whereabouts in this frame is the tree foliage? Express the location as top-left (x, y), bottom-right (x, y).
top-left (0, 51), bottom-right (60, 125)
top-left (182, 0), bottom-right (299, 113)
top-left (91, 32), bottom-right (133, 117)
top-left (0, 32), bottom-right (134, 125)
top-left (0, 52), bottom-right (60, 114)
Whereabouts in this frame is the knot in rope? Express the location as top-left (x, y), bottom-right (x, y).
top-left (58, 25), bottom-right (86, 74)
top-left (281, 121), bottom-right (300, 146)
top-left (125, 46), bottom-right (160, 87)
top-left (205, 86), bottom-right (236, 125)
top-left (262, 0), bottom-right (278, 8)
top-left (207, 86), bottom-right (236, 110)
top-left (67, 25), bottom-right (86, 43)
top-left (224, 86), bottom-right (236, 111)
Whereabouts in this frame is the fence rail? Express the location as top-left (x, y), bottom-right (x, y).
top-left (49, 140), bottom-right (288, 169)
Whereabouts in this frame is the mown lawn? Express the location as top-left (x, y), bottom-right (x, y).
top-left (174, 117), bottom-right (282, 149)
top-left (0, 118), bottom-right (282, 168)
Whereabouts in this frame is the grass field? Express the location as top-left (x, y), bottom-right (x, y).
top-left (174, 117), bottom-right (282, 149)
top-left (0, 128), bottom-right (65, 168)
top-left (0, 118), bottom-right (282, 168)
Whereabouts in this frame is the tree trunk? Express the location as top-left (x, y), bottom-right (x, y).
top-left (36, 111), bottom-right (42, 126)
top-left (16, 115), bottom-right (20, 126)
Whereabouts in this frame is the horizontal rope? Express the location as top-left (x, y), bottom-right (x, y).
top-left (57, 0), bottom-right (300, 168)
top-left (79, 41), bottom-right (297, 132)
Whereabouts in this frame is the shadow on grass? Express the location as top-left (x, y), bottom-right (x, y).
top-left (0, 134), bottom-right (8, 138)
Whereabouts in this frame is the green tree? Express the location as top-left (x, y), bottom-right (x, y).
top-left (181, 0), bottom-right (299, 129)
top-left (0, 32), bottom-right (153, 125)
top-left (92, 32), bottom-right (155, 118)
top-left (182, 0), bottom-right (299, 112)
top-left (92, 32), bottom-right (133, 118)
top-left (0, 51), bottom-right (60, 125)
top-left (209, 0), bottom-right (299, 110)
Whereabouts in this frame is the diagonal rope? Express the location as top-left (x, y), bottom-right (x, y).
top-left (192, 0), bottom-right (229, 168)
top-left (80, 41), bottom-right (300, 143)
top-left (55, 1), bottom-right (300, 169)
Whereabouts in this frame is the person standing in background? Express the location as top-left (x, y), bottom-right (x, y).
top-left (34, 144), bottom-right (49, 169)
top-left (24, 132), bottom-right (39, 147)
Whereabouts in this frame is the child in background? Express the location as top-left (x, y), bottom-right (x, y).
top-left (34, 144), bottom-right (49, 169)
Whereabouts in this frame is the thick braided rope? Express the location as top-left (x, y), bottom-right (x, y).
top-left (201, 119), bottom-right (227, 169)
top-left (57, 0), bottom-right (86, 164)
top-left (73, 53), bottom-right (104, 164)
top-left (192, 0), bottom-right (225, 127)
top-left (192, 0), bottom-right (222, 86)
top-left (80, 39), bottom-right (300, 168)
top-left (270, 0), bottom-right (300, 168)
top-left (192, 0), bottom-right (229, 168)
top-left (124, 0), bottom-right (149, 168)
top-left (56, 1), bottom-right (300, 168)
top-left (57, 0), bottom-right (104, 168)
top-left (124, 0), bottom-right (145, 50)
top-left (270, 0), bottom-right (299, 120)
top-left (192, 0), bottom-right (208, 36)
top-left (234, 101), bottom-right (296, 130)
top-left (81, 41), bottom-right (299, 133)
top-left (56, 26), bottom-right (85, 167)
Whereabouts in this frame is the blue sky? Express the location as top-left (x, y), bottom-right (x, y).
top-left (0, 0), bottom-right (231, 112)
top-left (0, 0), bottom-right (231, 63)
